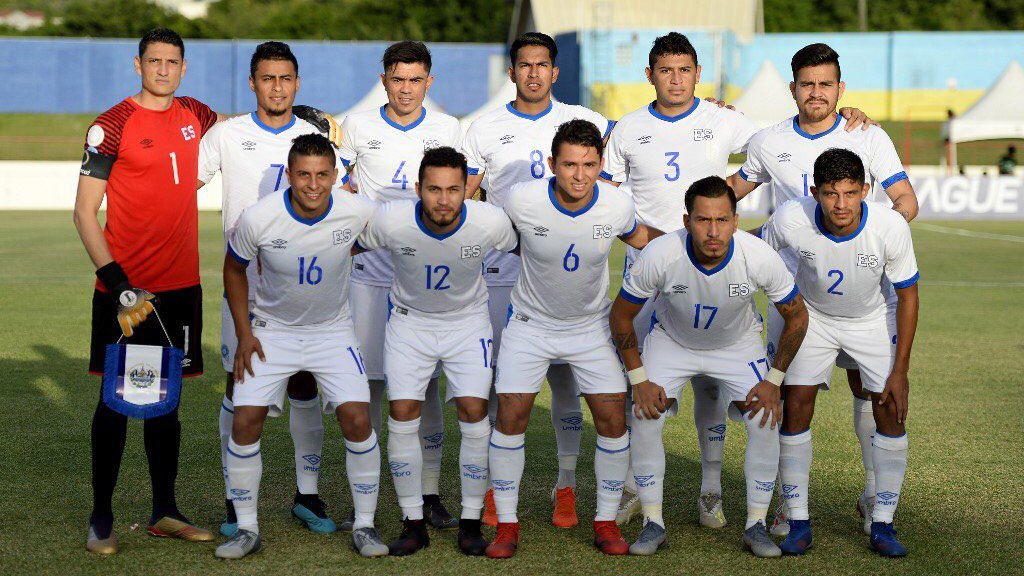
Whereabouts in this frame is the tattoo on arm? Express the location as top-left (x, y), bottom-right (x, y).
top-left (773, 296), bottom-right (809, 372)
top-left (611, 331), bottom-right (637, 351)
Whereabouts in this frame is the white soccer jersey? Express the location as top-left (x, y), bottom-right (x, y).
top-left (340, 106), bottom-right (462, 287)
top-left (506, 178), bottom-right (637, 329)
top-left (761, 197), bottom-right (919, 327)
top-left (603, 100), bottom-right (760, 232)
top-left (739, 114), bottom-right (908, 209)
top-left (199, 113), bottom-right (347, 298)
top-left (621, 230), bottom-right (797, 351)
top-left (462, 100), bottom-right (613, 286)
top-left (228, 189), bottom-right (376, 333)
top-left (356, 199), bottom-right (517, 327)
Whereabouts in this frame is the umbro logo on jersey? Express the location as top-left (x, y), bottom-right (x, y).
top-left (500, 134), bottom-right (515, 145)
top-left (671, 284), bottom-right (688, 293)
top-left (533, 226), bottom-right (549, 236)
top-left (777, 152), bottom-right (792, 162)
top-left (368, 139), bottom-right (381, 150)
top-left (242, 140), bottom-right (257, 151)
top-left (799, 250), bottom-right (815, 261)
top-left (271, 238), bottom-right (288, 249)
top-left (638, 135), bottom-right (652, 145)
top-left (400, 246), bottom-right (416, 256)
top-left (140, 138), bottom-right (154, 149)
top-left (693, 128), bottom-right (714, 141)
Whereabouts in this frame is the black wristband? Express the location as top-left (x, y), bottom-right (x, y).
top-left (96, 261), bottom-right (130, 293)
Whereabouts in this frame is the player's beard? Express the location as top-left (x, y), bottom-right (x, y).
top-left (264, 104), bottom-right (290, 117)
top-left (802, 98), bottom-right (835, 123)
top-left (426, 208), bottom-right (458, 228)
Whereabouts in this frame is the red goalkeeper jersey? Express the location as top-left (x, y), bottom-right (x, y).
top-left (81, 96), bottom-right (217, 292)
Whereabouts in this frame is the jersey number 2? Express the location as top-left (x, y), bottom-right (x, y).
top-left (827, 269), bottom-right (844, 295)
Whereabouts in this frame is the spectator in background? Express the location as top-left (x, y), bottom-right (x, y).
top-left (998, 145), bottom-right (1017, 175)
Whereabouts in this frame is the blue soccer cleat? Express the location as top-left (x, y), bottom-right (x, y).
top-left (870, 522), bottom-right (908, 557)
top-left (292, 494), bottom-right (337, 534)
top-left (779, 519), bottom-right (813, 555)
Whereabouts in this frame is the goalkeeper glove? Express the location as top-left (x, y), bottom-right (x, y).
top-left (96, 261), bottom-right (156, 338)
top-left (293, 105), bottom-right (342, 148)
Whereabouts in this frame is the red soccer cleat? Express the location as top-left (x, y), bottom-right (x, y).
top-left (593, 520), bottom-right (629, 555)
top-left (485, 522), bottom-right (520, 559)
top-left (483, 488), bottom-right (498, 526)
top-left (552, 486), bottom-right (578, 528)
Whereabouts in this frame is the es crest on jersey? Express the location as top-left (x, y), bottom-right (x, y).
top-left (693, 128), bottom-right (714, 141)
top-left (333, 229), bottom-right (352, 245)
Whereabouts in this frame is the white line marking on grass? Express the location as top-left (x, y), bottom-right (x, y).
top-left (914, 223), bottom-right (1024, 243)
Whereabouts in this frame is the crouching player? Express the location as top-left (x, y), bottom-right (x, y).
top-left (761, 148), bottom-right (919, 557)
top-left (486, 119), bottom-right (663, 559)
top-left (354, 147), bottom-right (518, 556)
top-left (610, 176), bottom-right (809, 558)
top-left (216, 134), bottom-right (387, 559)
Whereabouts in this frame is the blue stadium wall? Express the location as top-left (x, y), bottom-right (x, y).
top-left (0, 37), bottom-right (503, 116)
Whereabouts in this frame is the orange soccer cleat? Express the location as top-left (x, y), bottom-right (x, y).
top-left (482, 488), bottom-right (498, 526)
top-left (551, 486), bottom-right (578, 528)
top-left (593, 520), bottom-right (629, 555)
top-left (485, 522), bottom-right (520, 559)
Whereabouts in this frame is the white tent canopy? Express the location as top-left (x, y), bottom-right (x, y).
top-left (733, 60), bottom-right (797, 128)
top-left (459, 80), bottom-right (518, 135)
top-left (945, 60), bottom-right (1024, 144)
top-left (335, 80), bottom-right (443, 125)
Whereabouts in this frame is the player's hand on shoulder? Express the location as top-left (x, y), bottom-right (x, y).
top-left (839, 107), bottom-right (879, 131)
top-left (879, 371), bottom-right (910, 424)
top-left (703, 97), bottom-right (736, 111)
top-left (633, 380), bottom-right (668, 420)
top-left (233, 332), bottom-right (266, 383)
top-left (744, 381), bottom-right (782, 429)
top-left (293, 105), bottom-right (342, 148)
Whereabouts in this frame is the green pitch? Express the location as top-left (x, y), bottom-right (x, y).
top-left (1, 212), bottom-right (1021, 575)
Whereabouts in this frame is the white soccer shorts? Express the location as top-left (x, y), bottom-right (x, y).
top-left (220, 297), bottom-right (255, 372)
top-left (487, 285), bottom-right (513, 358)
top-left (383, 310), bottom-right (494, 402)
top-left (349, 281), bottom-right (389, 381)
top-left (232, 325), bottom-right (370, 415)
top-left (768, 302), bottom-right (898, 372)
top-left (642, 326), bottom-right (768, 415)
top-left (784, 314), bottom-right (897, 393)
top-left (495, 315), bottom-right (625, 396)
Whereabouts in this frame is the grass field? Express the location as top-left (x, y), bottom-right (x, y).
top-left (0, 113), bottom-right (1018, 167)
top-left (1, 212), bottom-right (1022, 575)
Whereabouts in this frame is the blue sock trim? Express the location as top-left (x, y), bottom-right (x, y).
top-left (221, 402), bottom-right (234, 414)
top-left (596, 443), bottom-right (630, 454)
top-left (780, 427), bottom-right (810, 436)
top-left (346, 439), bottom-right (379, 455)
top-left (489, 441), bottom-right (525, 450)
top-left (227, 447), bottom-right (261, 459)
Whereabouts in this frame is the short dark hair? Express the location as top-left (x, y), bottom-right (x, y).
top-left (551, 119), bottom-right (603, 160)
top-left (509, 32), bottom-right (557, 65)
top-left (250, 41), bottom-right (298, 78)
top-left (649, 32), bottom-right (699, 69)
top-left (791, 43), bottom-right (841, 81)
top-left (382, 41), bottom-right (432, 73)
top-left (139, 28), bottom-right (184, 58)
top-left (418, 146), bottom-right (468, 184)
top-left (288, 133), bottom-right (336, 168)
top-left (813, 148), bottom-right (865, 188)
top-left (684, 176), bottom-right (737, 214)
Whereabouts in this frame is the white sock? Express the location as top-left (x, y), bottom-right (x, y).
top-left (595, 433), bottom-right (630, 522)
top-left (345, 431), bottom-right (380, 530)
top-left (368, 380), bottom-right (385, 436)
top-left (779, 429), bottom-right (812, 521)
top-left (623, 394), bottom-right (637, 493)
top-left (692, 376), bottom-right (726, 495)
top-left (226, 438), bottom-right (262, 533)
top-left (872, 432), bottom-right (909, 523)
top-left (743, 409), bottom-right (780, 529)
top-left (387, 417), bottom-right (423, 520)
top-left (853, 396), bottom-right (877, 498)
top-left (488, 430), bottom-right (525, 524)
top-left (458, 419), bottom-right (491, 519)
top-left (289, 395), bottom-right (324, 495)
top-left (219, 397), bottom-right (233, 501)
top-left (420, 378), bottom-right (444, 496)
top-left (629, 413), bottom-right (666, 527)
top-left (548, 363), bottom-right (581, 484)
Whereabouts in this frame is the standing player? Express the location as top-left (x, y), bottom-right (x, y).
top-left (462, 32), bottom-right (613, 527)
top-left (485, 120), bottom-right (663, 559)
top-left (727, 43), bottom-right (918, 536)
top-left (198, 41), bottom-right (344, 538)
top-left (355, 148), bottom-right (517, 556)
top-left (759, 148), bottom-right (919, 557)
top-left (603, 33), bottom-right (876, 528)
top-left (216, 134), bottom-right (387, 559)
top-left (339, 41), bottom-right (462, 529)
top-left (74, 28), bottom-right (220, 554)
top-left (609, 176), bottom-right (809, 557)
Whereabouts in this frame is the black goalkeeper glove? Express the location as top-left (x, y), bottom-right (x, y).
top-left (293, 105), bottom-right (342, 148)
top-left (96, 261), bottom-right (156, 338)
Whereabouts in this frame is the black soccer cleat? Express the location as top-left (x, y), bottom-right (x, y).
top-left (389, 518), bottom-right (430, 556)
top-left (423, 494), bottom-right (458, 530)
top-left (458, 518), bottom-right (489, 556)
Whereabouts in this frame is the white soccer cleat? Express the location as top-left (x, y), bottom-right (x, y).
top-left (857, 493), bottom-right (875, 536)
top-left (698, 491), bottom-right (727, 529)
top-left (616, 488), bottom-right (641, 526)
top-left (769, 500), bottom-right (790, 537)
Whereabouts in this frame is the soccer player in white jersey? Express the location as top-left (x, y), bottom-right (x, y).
top-left (727, 43), bottom-right (919, 537)
top-left (354, 148), bottom-right (517, 557)
top-left (215, 135), bottom-right (387, 559)
top-left (462, 32), bottom-right (613, 528)
top-left (609, 176), bottom-right (809, 558)
top-left (338, 41), bottom-right (463, 529)
top-left (485, 120), bottom-right (663, 559)
top-left (197, 42), bottom-right (347, 537)
top-left (760, 148), bottom-right (919, 558)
